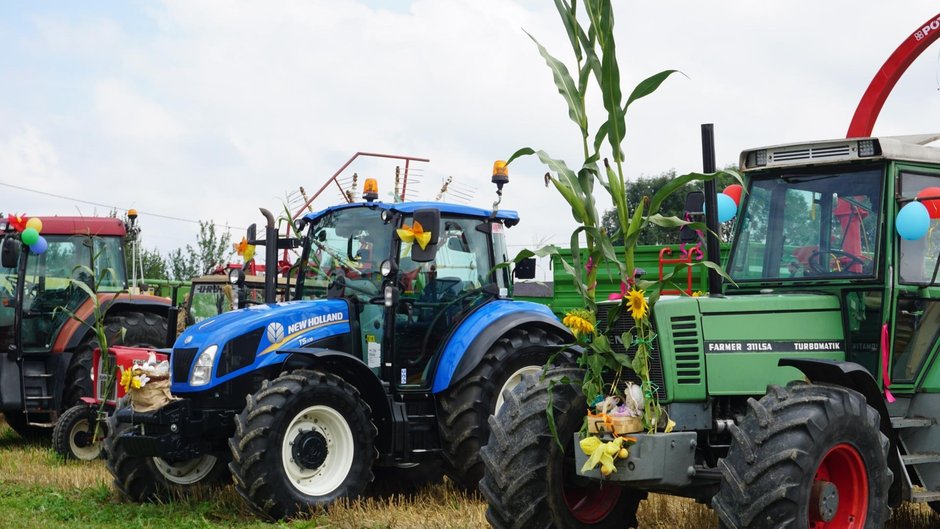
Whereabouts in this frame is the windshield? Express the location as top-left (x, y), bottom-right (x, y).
top-left (728, 167), bottom-right (883, 281)
top-left (300, 207), bottom-right (393, 300)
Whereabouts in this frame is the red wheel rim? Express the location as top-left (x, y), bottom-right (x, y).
top-left (563, 468), bottom-right (622, 524)
top-left (809, 443), bottom-right (868, 529)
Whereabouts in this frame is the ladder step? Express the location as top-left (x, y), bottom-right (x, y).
top-left (902, 453), bottom-right (940, 465)
top-left (24, 395), bottom-right (54, 401)
top-left (891, 417), bottom-right (935, 429)
top-left (911, 489), bottom-right (940, 503)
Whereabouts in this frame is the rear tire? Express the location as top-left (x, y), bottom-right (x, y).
top-left (480, 366), bottom-right (645, 529)
top-left (105, 415), bottom-right (228, 502)
top-left (438, 327), bottom-right (563, 491)
top-left (228, 370), bottom-right (377, 519)
top-left (712, 382), bottom-right (891, 529)
top-left (53, 404), bottom-right (106, 460)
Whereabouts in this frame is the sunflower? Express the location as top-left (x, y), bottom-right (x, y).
top-left (563, 309), bottom-right (596, 338)
top-left (626, 289), bottom-right (648, 321)
top-left (119, 367), bottom-right (132, 392)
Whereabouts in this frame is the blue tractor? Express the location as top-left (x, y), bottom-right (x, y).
top-left (106, 170), bottom-right (569, 518)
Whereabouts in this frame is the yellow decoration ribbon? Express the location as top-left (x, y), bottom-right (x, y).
top-left (579, 435), bottom-right (633, 476)
top-left (396, 220), bottom-right (432, 250)
top-left (234, 237), bottom-right (255, 263)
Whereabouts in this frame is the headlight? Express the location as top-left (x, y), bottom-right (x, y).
top-left (189, 345), bottom-right (218, 386)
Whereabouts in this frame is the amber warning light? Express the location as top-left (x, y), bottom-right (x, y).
top-left (363, 178), bottom-right (379, 202)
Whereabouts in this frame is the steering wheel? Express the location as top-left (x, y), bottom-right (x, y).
top-left (807, 250), bottom-right (870, 274)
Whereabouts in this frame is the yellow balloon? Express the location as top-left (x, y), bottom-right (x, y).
top-left (25, 217), bottom-right (42, 233)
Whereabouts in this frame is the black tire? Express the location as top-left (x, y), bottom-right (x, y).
top-left (63, 312), bottom-right (166, 410)
top-left (228, 369), bottom-right (378, 519)
top-left (480, 366), bottom-right (646, 529)
top-left (712, 383), bottom-right (891, 529)
top-left (105, 414), bottom-right (229, 502)
top-left (2, 411), bottom-right (49, 440)
top-left (53, 404), bottom-right (106, 460)
top-left (438, 327), bottom-right (563, 491)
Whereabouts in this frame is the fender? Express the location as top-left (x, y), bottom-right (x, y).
top-left (431, 300), bottom-right (570, 394)
top-left (779, 358), bottom-right (903, 507)
top-left (59, 293), bottom-right (172, 352)
top-left (280, 348), bottom-right (393, 453)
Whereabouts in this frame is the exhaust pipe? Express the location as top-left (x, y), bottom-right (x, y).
top-left (701, 124), bottom-right (723, 297)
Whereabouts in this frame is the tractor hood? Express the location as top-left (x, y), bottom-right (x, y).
top-left (171, 299), bottom-right (351, 392)
top-left (654, 292), bottom-right (847, 401)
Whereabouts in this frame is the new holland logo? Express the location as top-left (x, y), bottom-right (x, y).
top-left (266, 322), bottom-right (285, 344)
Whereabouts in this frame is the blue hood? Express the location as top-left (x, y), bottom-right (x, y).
top-left (172, 299), bottom-right (351, 392)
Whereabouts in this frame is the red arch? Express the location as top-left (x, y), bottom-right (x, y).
top-left (847, 13), bottom-right (940, 138)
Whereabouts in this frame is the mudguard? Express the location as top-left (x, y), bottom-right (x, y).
top-left (779, 358), bottom-right (903, 507)
top-left (431, 300), bottom-right (570, 394)
top-left (280, 348), bottom-right (392, 452)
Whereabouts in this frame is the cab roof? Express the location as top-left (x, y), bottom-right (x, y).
top-left (304, 201), bottom-right (520, 226)
top-left (36, 216), bottom-right (126, 236)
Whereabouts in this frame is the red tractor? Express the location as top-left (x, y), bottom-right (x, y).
top-left (0, 215), bottom-right (171, 452)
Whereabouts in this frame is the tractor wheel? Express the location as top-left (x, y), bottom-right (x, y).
top-left (438, 327), bottom-right (563, 491)
top-left (63, 312), bottom-right (166, 409)
top-left (105, 415), bottom-right (228, 501)
top-left (228, 370), bottom-right (377, 519)
top-left (480, 366), bottom-right (645, 529)
top-left (2, 411), bottom-right (49, 440)
top-left (53, 404), bottom-right (106, 460)
top-left (712, 382), bottom-right (891, 529)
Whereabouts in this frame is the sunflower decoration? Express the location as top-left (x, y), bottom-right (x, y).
top-left (562, 308), bottom-right (596, 338)
top-left (626, 288), bottom-right (648, 321)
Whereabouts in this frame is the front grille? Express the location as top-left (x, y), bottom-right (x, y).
top-left (171, 347), bottom-right (198, 384)
top-left (596, 303), bottom-right (666, 400)
top-left (670, 315), bottom-right (703, 385)
top-left (216, 328), bottom-right (264, 377)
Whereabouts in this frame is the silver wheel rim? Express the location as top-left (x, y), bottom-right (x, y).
top-left (496, 365), bottom-right (542, 412)
top-left (281, 405), bottom-right (354, 497)
top-left (68, 417), bottom-right (103, 460)
top-left (153, 455), bottom-right (218, 485)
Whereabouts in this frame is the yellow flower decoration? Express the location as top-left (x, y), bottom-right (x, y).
top-left (579, 435), bottom-right (631, 476)
top-left (626, 288), bottom-right (648, 321)
top-left (396, 220), bottom-right (432, 250)
top-left (130, 377), bottom-right (143, 390)
top-left (119, 367), bottom-right (132, 392)
top-left (234, 236), bottom-right (256, 263)
top-left (563, 309), bottom-right (595, 338)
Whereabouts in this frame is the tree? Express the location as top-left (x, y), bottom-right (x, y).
top-left (601, 165), bottom-right (739, 245)
top-left (167, 221), bottom-right (233, 281)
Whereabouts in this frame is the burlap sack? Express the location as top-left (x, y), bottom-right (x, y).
top-left (130, 377), bottom-right (177, 413)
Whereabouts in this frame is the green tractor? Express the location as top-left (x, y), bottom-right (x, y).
top-left (482, 134), bottom-right (940, 528)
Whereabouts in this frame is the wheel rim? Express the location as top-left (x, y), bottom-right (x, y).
top-left (68, 416), bottom-right (103, 460)
top-left (153, 455), bottom-right (218, 485)
top-left (281, 405), bottom-right (354, 497)
top-left (496, 365), bottom-right (542, 412)
top-left (809, 443), bottom-right (868, 529)
top-left (562, 457), bottom-right (622, 524)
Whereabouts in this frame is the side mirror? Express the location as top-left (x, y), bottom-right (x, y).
top-left (246, 223), bottom-right (258, 245)
top-left (679, 191), bottom-right (705, 244)
top-left (1, 237), bottom-right (20, 269)
top-left (514, 258), bottom-right (536, 280)
top-left (410, 209), bottom-right (441, 263)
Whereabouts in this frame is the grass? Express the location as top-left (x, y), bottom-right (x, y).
top-left (1, 417), bottom-right (937, 528)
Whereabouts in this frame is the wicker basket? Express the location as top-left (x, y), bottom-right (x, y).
top-left (587, 414), bottom-right (643, 435)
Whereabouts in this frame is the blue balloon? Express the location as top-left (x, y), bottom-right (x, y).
top-left (716, 193), bottom-right (738, 223)
top-left (29, 235), bottom-right (48, 255)
top-left (897, 201), bottom-right (930, 240)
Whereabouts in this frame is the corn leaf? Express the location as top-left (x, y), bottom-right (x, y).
top-left (525, 30), bottom-right (587, 135)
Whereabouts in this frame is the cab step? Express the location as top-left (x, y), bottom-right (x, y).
top-left (902, 453), bottom-right (940, 466)
top-left (891, 417), bottom-right (935, 429)
top-left (910, 489), bottom-right (940, 503)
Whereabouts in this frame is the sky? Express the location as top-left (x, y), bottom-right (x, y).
top-left (3, 1), bottom-right (940, 279)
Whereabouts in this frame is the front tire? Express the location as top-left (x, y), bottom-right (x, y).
top-left (228, 370), bottom-right (377, 519)
top-left (105, 415), bottom-right (228, 501)
top-left (53, 404), bottom-right (106, 460)
top-left (712, 383), bottom-right (891, 529)
top-left (480, 367), bottom-right (645, 529)
top-left (438, 327), bottom-right (563, 491)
